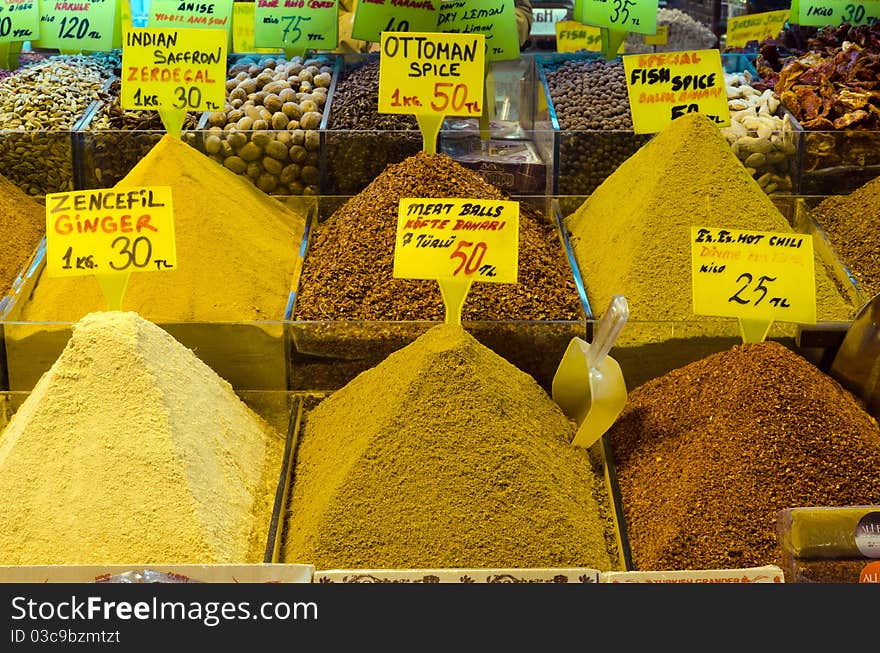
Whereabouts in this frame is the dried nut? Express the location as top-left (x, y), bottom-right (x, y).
top-left (208, 112), bottom-right (226, 127)
top-left (262, 156), bottom-right (284, 175)
top-left (744, 152), bottom-right (766, 168)
top-left (239, 142), bottom-right (262, 161)
top-left (301, 165), bottom-right (320, 186)
top-left (265, 140), bottom-right (289, 160)
top-left (282, 102), bottom-right (302, 120)
top-left (278, 88), bottom-right (297, 104)
top-left (237, 116), bottom-right (255, 130)
top-left (265, 94), bottom-right (283, 113)
top-left (204, 134), bottom-right (223, 154)
top-left (300, 100), bottom-right (319, 114)
top-left (252, 131), bottom-right (273, 149)
top-left (223, 156), bottom-right (247, 173)
top-left (313, 72), bottom-right (332, 88)
top-left (271, 111), bottom-right (290, 129)
top-left (289, 144), bottom-right (308, 163)
top-left (280, 163), bottom-right (302, 184)
top-left (290, 128), bottom-right (305, 145)
top-left (227, 131), bottom-right (248, 150)
top-left (253, 119), bottom-right (270, 131)
top-left (304, 130), bottom-right (320, 151)
top-left (300, 111), bottom-right (322, 130)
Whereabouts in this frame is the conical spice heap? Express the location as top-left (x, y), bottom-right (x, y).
top-left (20, 136), bottom-right (306, 322)
top-left (282, 324), bottom-right (619, 570)
top-left (0, 311), bottom-right (284, 565)
top-left (564, 112), bottom-right (856, 323)
top-left (607, 340), bottom-right (880, 571)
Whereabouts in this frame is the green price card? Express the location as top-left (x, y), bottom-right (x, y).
top-left (254, 0), bottom-right (339, 52)
top-left (580, 0), bottom-right (658, 35)
top-left (35, 0), bottom-right (117, 51)
top-left (148, 0), bottom-right (233, 30)
top-left (797, 0), bottom-right (879, 26)
top-left (0, 0), bottom-right (40, 43)
top-left (437, 0), bottom-right (519, 62)
top-left (352, 0), bottom-right (440, 43)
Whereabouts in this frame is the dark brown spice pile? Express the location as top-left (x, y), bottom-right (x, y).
top-left (0, 172), bottom-right (46, 297)
top-left (325, 57), bottom-right (421, 195)
top-left (607, 341), bottom-right (880, 571)
top-left (294, 152), bottom-right (582, 321)
top-left (811, 175), bottom-right (880, 297)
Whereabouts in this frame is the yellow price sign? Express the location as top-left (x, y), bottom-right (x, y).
top-left (394, 198), bottom-right (519, 284)
top-left (555, 20), bottom-right (623, 53)
top-left (644, 24), bottom-right (668, 45)
top-left (45, 187), bottom-right (177, 279)
top-left (726, 10), bottom-right (788, 48)
top-left (691, 226), bottom-right (816, 341)
top-left (378, 31), bottom-right (485, 117)
top-left (622, 49), bottom-right (730, 134)
top-left (120, 27), bottom-right (227, 113)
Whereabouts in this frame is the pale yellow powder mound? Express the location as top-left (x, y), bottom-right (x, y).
top-left (0, 311), bottom-right (284, 565)
top-left (19, 136), bottom-right (305, 322)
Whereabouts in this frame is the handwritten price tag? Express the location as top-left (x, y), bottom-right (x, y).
top-left (578, 0), bottom-right (658, 35)
top-left (622, 49), bottom-right (730, 134)
top-left (797, 0), bottom-right (878, 27)
top-left (644, 24), bottom-right (668, 45)
top-left (35, 0), bottom-right (117, 51)
top-left (148, 0), bottom-right (233, 29)
top-left (555, 20), bottom-right (623, 53)
top-left (726, 10), bottom-right (788, 47)
top-left (254, 0), bottom-right (338, 51)
top-left (394, 198), bottom-right (518, 283)
top-left (436, 0), bottom-right (519, 62)
top-left (378, 31), bottom-right (485, 116)
top-left (121, 27), bottom-right (226, 112)
top-left (45, 187), bottom-right (177, 279)
top-left (691, 226), bottom-right (816, 325)
top-left (352, 0), bottom-right (440, 42)
top-left (0, 0), bottom-right (39, 43)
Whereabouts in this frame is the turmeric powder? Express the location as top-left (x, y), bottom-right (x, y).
top-left (17, 136), bottom-right (306, 323)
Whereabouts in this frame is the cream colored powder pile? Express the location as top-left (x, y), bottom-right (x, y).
top-left (0, 311), bottom-right (283, 565)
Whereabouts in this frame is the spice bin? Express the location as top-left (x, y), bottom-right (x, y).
top-left (277, 386), bottom-right (628, 574)
top-left (0, 196), bottom-right (316, 393)
top-left (287, 194), bottom-right (591, 393)
top-left (0, 54), bottom-right (119, 197)
top-left (74, 79), bottom-right (203, 190)
top-left (0, 387), bottom-right (299, 566)
top-left (777, 506), bottom-right (880, 583)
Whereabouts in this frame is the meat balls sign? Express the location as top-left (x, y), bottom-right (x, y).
top-left (377, 31), bottom-right (485, 152)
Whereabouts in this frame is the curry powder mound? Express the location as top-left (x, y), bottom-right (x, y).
top-left (608, 340), bottom-right (880, 572)
top-left (0, 172), bottom-right (44, 299)
top-left (282, 324), bottom-right (619, 570)
top-left (564, 112), bottom-right (856, 325)
top-left (20, 136), bottom-right (305, 322)
top-left (0, 311), bottom-right (283, 565)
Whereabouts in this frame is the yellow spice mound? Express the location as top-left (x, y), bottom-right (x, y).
top-left (0, 311), bottom-right (283, 565)
top-left (564, 112), bottom-right (856, 323)
top-left (20, 136), bottom-right (305, 322)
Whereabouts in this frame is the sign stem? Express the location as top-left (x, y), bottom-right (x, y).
top-left (438, 278), bottom-right (473, 326)
top-left (416, 113), bottom-right (444, 154)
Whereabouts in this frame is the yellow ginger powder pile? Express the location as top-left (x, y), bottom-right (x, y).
top-left (283, 324), bottom-right (619, 570)
top-left (19, 136), bottom-right (306, 322)
top-left (0, 311), bottom-right (283, 565)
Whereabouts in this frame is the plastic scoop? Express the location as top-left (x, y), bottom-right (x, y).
top-left (829, 291), bottom-right (880, 418)
top-left (552, 295), bottom-right (629, 448)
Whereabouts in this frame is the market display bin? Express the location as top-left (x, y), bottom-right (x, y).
top-left (0, 388), bottom-right (302, 569)
top-left (555, 195), bottom-right (865, 390)
top-left (0, 197), bottom-right (317, 393)
top-left (73, 81), bottom-right (204, 190)
top-left (193, 52), bottom-right (338, 198)
top-left (320, 54), bottom-right (547, 199)
top-left (276, 392), bottom-right (629, 578)
top-left (287, 195), bottom-right (591, 394)
top-left (795, 125), bottom-right (880, 196)
top-left (777, 506), bottom-right (880, 583)
top-left (535, 52), bottom-right (775, 213)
